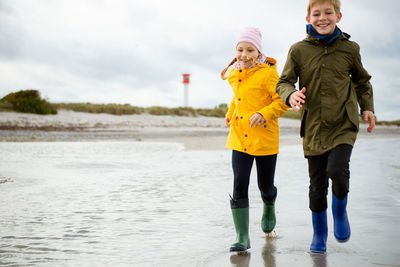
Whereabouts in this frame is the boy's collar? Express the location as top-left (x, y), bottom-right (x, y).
top-left (305, 30), bottom-right (351, 45)
top-left (306, 24), bottom-right (343, 44)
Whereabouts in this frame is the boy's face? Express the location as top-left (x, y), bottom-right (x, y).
top-left (306, 2), bottom-right (342, 35)
top-left (236, 42), bottom-right (260, 69)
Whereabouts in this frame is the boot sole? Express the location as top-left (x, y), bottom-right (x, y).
top-left (335, 236), bottom-right (350, 243)
top-left (230, 245), bottom-right (250, 252)
top-left (310, 249), bottom-right (326, 254)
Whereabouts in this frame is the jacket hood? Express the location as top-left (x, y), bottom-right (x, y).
top-left (264, 57), bottom-right (277, 69)
top-left (251, 57), bottom-right (277, 70)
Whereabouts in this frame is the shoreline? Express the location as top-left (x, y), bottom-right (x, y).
top-left (1, 110), bottom-right (399, 149)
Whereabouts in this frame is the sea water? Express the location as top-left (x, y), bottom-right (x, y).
top-left (0, 138), bottom-right (399, 267)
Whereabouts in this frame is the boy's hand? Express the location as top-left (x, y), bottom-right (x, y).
top-left (250, 112), bottom-right (266, 127)
top-left (289, 87), bottom-right (306, 112)
top-left (225, 117), bottom-right (231, 126)
top-left (362, 110), bottom-right (375, 133)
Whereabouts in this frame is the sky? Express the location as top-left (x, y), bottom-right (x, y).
top-left (0, 0), bottom-right (399, 120)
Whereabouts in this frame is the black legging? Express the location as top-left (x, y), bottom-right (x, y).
top-left (307, 144), bottom-right (353, 212)
top-left (232, 150), bottom-right (277, 208)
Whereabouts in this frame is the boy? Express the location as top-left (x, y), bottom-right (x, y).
top-left (276, 0), bottom-right (375, 254)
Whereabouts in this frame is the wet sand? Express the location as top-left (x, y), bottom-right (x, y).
top-left (0, 111), bottom-right (399, 267)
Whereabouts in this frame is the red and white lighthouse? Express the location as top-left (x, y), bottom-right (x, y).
top-left (182, 73), bottom-right (190, 107)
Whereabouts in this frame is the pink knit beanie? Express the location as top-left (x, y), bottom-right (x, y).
top-left (235, 27), bottom-right (266, 68)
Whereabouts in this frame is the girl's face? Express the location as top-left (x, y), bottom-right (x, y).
top-left (307, 2), bottom-right (342, 35)
top-left (236, 42), bottom-right (260, 69)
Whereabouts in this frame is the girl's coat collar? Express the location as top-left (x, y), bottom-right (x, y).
top-left (235, 57), bottom-right (277, 72)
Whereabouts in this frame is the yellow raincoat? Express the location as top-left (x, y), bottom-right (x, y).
top-left (225, 57), bottom-right (289, 156)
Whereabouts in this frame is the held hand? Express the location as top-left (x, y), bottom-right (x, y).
top-left (250, 112), bottom-right (266, 128)
top-left (289, 87), bottom-right (306, 112)
top-left (225, 117), bottom-right (231, 126)
top-left (362, 110), bottom-right (375, 133)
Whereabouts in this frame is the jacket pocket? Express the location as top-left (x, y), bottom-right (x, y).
top-left (300, 110), bottom-right (307, 137)
top-left (345, 101), bottom-right (359, 131)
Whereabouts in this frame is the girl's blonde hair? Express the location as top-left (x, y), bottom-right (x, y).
top-left (220, 58), bottom-right (237, 80)
top-left (307, 0), bottom-right (341, 17)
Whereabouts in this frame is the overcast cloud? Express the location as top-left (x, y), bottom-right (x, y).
top-left (0, 0), bottom-right (399, 120)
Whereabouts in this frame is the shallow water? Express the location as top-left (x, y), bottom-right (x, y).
top-left (0, 138), bottom-right (399, 267)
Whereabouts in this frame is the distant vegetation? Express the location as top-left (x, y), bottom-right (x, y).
top-left (0, 90), bottom-right (57, 114)
top-left (53, 102), bottom-right (145, 115)
top-left (53, 103), bottom-right (228, 118)
top-left (0, 90), bottom-right (228, 117)
top-left (375, 120), bottom-right (400, 126)
top-left (54, 102), bottom-right (301, 120)
top-left (0, 90), bottom-right (399, 126)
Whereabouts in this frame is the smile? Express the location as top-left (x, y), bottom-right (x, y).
top-left (317, 23), bottom-right (329, 28)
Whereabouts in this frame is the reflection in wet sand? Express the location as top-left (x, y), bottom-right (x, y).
top-left (262, 236), bottom-right (276, 267)
top-left (310, 253), bottom-right (327, 267)
top-left (230, 251), bottom-right (250, 267)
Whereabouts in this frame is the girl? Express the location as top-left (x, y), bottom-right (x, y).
top-left (221, 27), bottom-right (288, 252)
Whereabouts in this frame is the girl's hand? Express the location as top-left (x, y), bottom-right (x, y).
top-left (362, 110), bottom-right (375, 133)
top-left (225, 117), bottom-right (231, 126)
top-left (250, 112), bottom-right (265, 127)
top-left (289, 87), bottom-right (306, 112)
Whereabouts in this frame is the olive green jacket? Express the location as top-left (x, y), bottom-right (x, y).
top-left (277, 32), bottom-right (374, 156)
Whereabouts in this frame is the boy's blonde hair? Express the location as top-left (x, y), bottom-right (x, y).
top-left (307, 0), bottom-right (341, 17)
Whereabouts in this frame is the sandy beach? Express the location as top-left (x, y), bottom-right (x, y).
top-left (0, 110), bottom-right (399, 148)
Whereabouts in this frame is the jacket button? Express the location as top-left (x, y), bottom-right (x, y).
top-left (322, 145), bottom-right (327, 149)
top-left (264, 125), bottom-right (267, 128)
top-left (322, 64), bottom-right (326, 67)
top-left (239, 79), bottom-right (242, 82)
top-left (244, 148), bottom-right (247, 151)
top-left (239, 70), bottom-right (242, 72)
top-left (321, 92), bottom-right (326, 96)
top-left (240, 116), bottom-right (243, 119)
top-left (245, 134), bottom-right (248, 137)
top-left (238, 98), bottom-right (241, 101)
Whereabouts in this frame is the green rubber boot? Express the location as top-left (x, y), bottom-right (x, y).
top-left (230, 198), bottom-right (250, 252)
top-left (261, 203), bottom-right (276, 234)
top-left (230, 207), bottom-right (250, 251)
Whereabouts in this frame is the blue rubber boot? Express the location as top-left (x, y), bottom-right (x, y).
top-left (332, 193), bottom-right (351, 242)
top-left (310, 210), bottom-right (328, 254)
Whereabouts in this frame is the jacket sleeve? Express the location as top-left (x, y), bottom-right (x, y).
top-left (258, 69), bottom-right (289, 122)
top-left (276, 45), bottom-right (299, 105)
top-left (351, 43), bottom-right (374, 113)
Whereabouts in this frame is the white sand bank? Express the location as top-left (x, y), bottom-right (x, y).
top-left (0, 110), bottom-right (398, 149)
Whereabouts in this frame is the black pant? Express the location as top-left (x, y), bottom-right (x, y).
top-left (231, 150), bottom-right (277, 208)
top-left (307, 144), bottom-right (353, 212)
